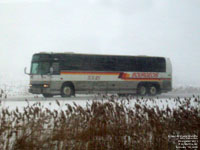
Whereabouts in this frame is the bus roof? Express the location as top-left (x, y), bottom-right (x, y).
top-left (34, 52), bottom-right (165, 58)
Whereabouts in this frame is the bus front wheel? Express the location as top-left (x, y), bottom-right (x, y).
top-left (61, 83), bottom-right (74, 97)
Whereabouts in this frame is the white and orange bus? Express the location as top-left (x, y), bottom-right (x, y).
top-left (25, 52), bottom-right (172, 97)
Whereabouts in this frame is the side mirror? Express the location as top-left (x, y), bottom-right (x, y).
top-left (50, 67), bottom-right (53, 74)
top-left (24, 67), bottom-right (30, 75)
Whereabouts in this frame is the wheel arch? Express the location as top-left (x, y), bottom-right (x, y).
top-left (137, 82), bottom-right (161, 92)
top-left (137, 82), bottom-right (148, 89)
top-left (148, 82), bottom-right (161, 93)
top-left (61, 81), bottom-right (75, 89)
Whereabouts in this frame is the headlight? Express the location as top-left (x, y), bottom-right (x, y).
top-left (43, 84), bottom-right (49, 88)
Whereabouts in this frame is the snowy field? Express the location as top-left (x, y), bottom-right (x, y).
top-left (1, 92), bottom-right (199, 112)
top-left (1, 82), bottom-right (200, 111)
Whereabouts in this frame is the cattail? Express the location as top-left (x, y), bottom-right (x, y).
top-left (56, 99), bottom-right (60, 106)
top-left (67, 104), bottom-right (73, 113)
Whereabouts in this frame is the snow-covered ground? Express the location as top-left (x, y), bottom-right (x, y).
top-left (0, 95), bottom-right (92, 111)
top-left (0, 92), bottom-right (199, 150)
top-left (0, 82), bottom-right (199, 112)
top-left (0, 92), bottom-right (199, 112)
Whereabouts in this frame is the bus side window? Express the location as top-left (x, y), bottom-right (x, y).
top-left (52, 62), bottom-right (60, 74)
top-left (136, 57), bottom-right (147, 72)
top-left (81, 55), bottom-right (91, 71)
top-left (104, 56), bottom-right (117, 71)
top-left (156, 58), bottom-right (166, 72)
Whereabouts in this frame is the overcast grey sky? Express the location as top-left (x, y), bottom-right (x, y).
top-left (0, 0), bottom-right (200, 86)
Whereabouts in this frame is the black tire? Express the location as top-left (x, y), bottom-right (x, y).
top-left (61, 83), bottom-right (74, 97)
top-left (43, 94), bottom-right (53, 98)
top-left (137, 84), bottom-right (147, 96)
top-left (148, 85), bottom-right (158, 96)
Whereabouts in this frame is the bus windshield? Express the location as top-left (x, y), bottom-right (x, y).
top-left (31, 62), bottom-right (50, 75)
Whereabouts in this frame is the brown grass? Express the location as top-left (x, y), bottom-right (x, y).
top-left (0, 95), bottom-right (199, 150)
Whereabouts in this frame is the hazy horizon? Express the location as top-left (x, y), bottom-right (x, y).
top-left (0, 0), bottom-right (200, 87)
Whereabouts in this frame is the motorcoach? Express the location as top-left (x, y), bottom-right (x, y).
top-left (25, 52), bottom-right (172, 97)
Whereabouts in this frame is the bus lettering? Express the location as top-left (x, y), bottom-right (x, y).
top-left (88, 75), bottom-right (101, 81)
top-left (132, 72), bottom-right (159, 78)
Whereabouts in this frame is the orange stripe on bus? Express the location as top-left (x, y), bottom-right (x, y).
top-left (60, 71), bottom-right (171, 81)
top-left (61, 72), bottom-right (120, 75)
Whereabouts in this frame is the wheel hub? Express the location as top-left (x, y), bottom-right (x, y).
top-left (140, 86), bottom-right (146, 95)
top-left (63, 87), bottom-right (71, 95)
top-left (150, 87), bottom-right (157, 95)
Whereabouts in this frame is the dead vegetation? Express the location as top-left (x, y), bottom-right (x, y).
top-left (0, 95), bottom-right (199, 150)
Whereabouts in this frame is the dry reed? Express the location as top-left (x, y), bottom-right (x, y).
top-left (0, 95), bottom-right (199, 150)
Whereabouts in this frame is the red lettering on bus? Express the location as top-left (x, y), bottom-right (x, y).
top-left (121, 72), bottom-right (159, 79)
top-left (153, 73), bottom-right (159, 78)
top-left (130, 72), bottom-right (159, 79)
top-left (132, 73), bottom-right (137, 78)
top-left (137, 73), bottom-right (141, 78)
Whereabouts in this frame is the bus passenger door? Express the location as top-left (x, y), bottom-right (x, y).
top-left (50, 62), bottom-right (61, 94)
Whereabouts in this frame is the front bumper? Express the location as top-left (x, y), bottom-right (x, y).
top-left (29, 84), bottom-right (51, 94)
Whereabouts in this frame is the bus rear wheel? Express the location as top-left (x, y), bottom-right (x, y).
top-left (61, 83), bottom-right (74, 97)
top-left (148, 85), bottom-right (158, 96)
top-left (137, 85), bottom-right (147, 96)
